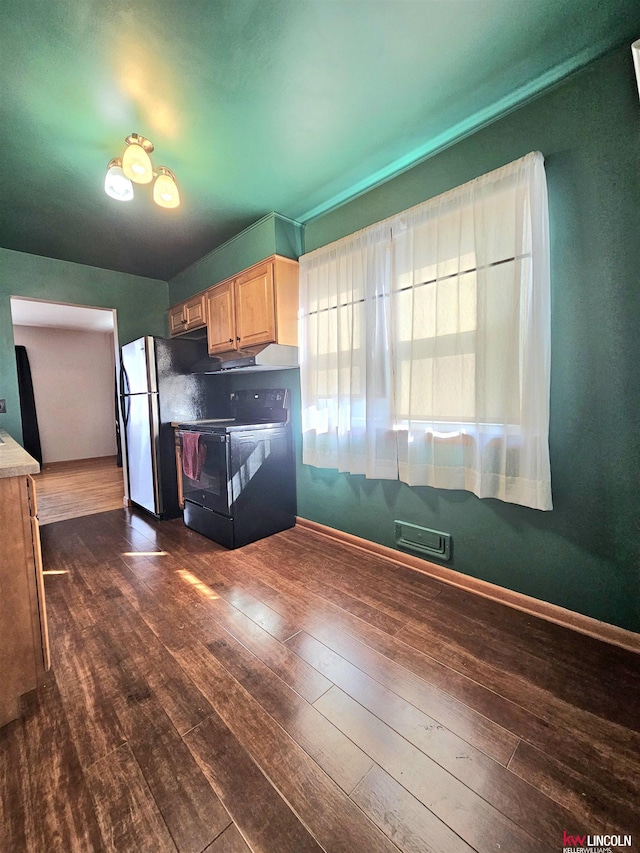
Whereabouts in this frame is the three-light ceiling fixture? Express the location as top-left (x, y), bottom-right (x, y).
top-left (104, 133), bottom-right (180, 208)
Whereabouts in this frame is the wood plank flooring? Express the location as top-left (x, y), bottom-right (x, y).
top-left (34, 456), bottom-right (124, 524)
top-left (1, 508), bottom-right (639, 852)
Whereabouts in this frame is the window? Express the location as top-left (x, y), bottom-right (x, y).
top-left (299, 152), bottom-right (552, 510)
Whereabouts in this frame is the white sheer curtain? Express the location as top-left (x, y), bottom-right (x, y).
top-left (299, 221), bottom-right (398, 479)
top-left (300, 151), bottom-right (552, 510)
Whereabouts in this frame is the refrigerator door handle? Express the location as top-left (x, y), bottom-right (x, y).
top-left (148, 392), bottom-right (162, 514)
top-left (121, 358), bottom-right (131, 396)
top-left (119, 359), bottom-right (131, 426)
top-left (145, 336), bottom-right (159, 395)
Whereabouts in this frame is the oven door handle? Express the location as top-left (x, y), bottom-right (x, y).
top-left (179, 431), bottom-right (227, 442)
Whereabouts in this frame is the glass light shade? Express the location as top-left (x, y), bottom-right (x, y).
top-left (104, 162), bottom-right (134, 201)
top-left (153, 170), bottom-right (180, 208)
top-left (633, 39), bottom-right (640, 100)
top-left (122, 142), bottom-right (153, 184)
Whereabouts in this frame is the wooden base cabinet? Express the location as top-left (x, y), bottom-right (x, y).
top-left (0, 474), bottom-right (50, 727)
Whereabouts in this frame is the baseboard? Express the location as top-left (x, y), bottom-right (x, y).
top-left (295, 517), bottom-right (640, 654)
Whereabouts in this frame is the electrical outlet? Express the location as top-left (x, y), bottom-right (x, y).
top-left (0, 399), bottom-right (6, 413)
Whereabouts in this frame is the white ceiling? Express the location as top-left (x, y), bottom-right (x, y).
top-left (10, 298), bottom-right (115, 332)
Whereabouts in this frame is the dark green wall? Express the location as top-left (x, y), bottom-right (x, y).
top-left (0, 248), bottom-right (168, 441)
top-left (2, 47), bottom-right (637, 633)
top-left (300, 46), bottom-right (640, 632)
top-left (168, 212), bottom-right (304, 304)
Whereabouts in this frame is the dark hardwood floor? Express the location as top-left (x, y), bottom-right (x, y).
top-left (1, 509), bottom-right (639, 852)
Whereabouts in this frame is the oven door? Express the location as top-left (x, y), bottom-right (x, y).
top-left (179, 431), bottom-right (231, 516)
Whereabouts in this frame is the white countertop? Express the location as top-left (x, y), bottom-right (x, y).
top-left (0, 430), bottom-right (40, 478)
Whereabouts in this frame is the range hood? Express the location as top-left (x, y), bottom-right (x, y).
top-left (191, 343), bottom-right (299, 374)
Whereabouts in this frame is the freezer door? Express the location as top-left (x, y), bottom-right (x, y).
top-left (121, 337), bottom-right (157, 395)
top-left (126, 393), bottom-right (161, 515)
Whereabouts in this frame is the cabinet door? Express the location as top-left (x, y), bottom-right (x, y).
top-left (207, 281), bottom-right (237, 355)
top-left (184, 294), bottom-right (206, 331)
top-left (234, 262), bottom-right (276, 348)
top-left (168, 304), bottom-right (186, 337)
top-left (28, 477), bottom-right (50, 674)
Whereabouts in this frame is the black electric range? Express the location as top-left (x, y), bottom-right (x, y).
top-left (175, 389), bottom-right (296, 549)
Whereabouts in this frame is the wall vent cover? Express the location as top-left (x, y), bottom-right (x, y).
top-left (394, 520), bottom-right (451, 561)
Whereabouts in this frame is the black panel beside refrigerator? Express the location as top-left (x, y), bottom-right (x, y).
top-left (120, 335), bottom-right (214, 519)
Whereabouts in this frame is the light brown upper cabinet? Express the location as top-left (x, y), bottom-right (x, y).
top-left (168, 293), bottom-right (206, 337)
top-left (206, 255), bottom-right (298, 357)
top-left (206, 280), bottom-right (237, 354)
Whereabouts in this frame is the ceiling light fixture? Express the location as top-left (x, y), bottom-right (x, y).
top-left (153, 166), bottom-right (180, 209)
top-left (105, 133), bottom-right (180, 208)
top-left (633, 38), bottom-right (640, 100)
top-left (121, 133), bottom-right (154, 184)
top-left (104, 158), bottom-right (134, 202)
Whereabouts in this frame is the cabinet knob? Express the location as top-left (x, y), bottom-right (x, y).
top-left (236, 336), bottom-right (241, 341)
top-left (229, 338), bottom-right (233, 343)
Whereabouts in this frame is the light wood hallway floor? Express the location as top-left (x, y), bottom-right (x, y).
top-left (1, 509), bottom-right (639, 852)
top-left (34, 456), bottom-right (124, 524)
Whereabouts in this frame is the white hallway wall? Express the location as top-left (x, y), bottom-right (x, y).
top-left (13, 325), bottom-right (117, 463)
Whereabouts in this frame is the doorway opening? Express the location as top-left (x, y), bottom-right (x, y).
top-left (10, 297), bottom-right (127, 524)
